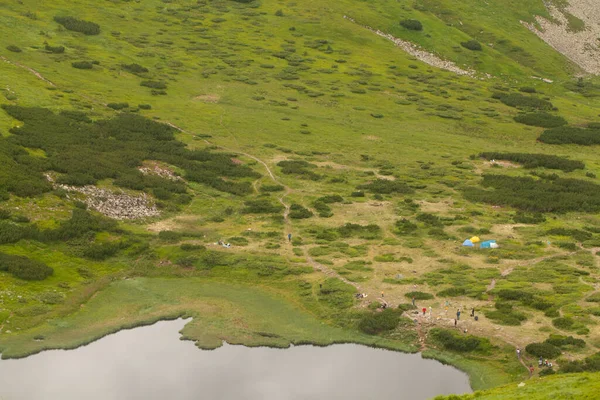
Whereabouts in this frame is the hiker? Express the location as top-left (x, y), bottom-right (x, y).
top-left (218, 240), bottom-right (223, 246)
top-left (529, 365), bottom-right (534, 376)
top-left (288, 233), bottom-right (292, 242)
top-left (456, 310), bottom-right (461, 320)
top-left (454, 319), bottom-right (457, 327)
top-left (471, 307), bottom-right (475, 317)
top-left (539, 357), bottom-right (543, 367)
top-left (422, 307), bottom-right (426, 316)
top-left (382, 303), bottom-right (387, 309)
top-left (381, 291), bottom-right (384, 298)
top-left (428, 307), bottom-right (432, 317)
top-left (412, 297), bottom-right (416, 306)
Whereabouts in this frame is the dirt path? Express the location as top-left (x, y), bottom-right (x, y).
top-left (1, 56), bottom-right (56, 87)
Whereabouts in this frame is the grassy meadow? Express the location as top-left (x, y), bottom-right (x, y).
top-left (1, 0), bottom-right (600, 393)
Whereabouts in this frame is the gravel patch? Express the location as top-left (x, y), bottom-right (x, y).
top-left (522, 0), bottom-right (600, 74)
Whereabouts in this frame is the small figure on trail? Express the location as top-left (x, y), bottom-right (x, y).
top-left (454, 319), bottom-right (457, 327)
top-left (412, 297), bottom-right (416, 306)
top-left (320, 283), bottom-right (322, 289)
top-left (422, 307), bottom-right (427, 316)
top-left (471, 307), bottom-right (475, 317)
top-left (517, 348), bottom-right (521, 359)
top-left (456, 310), bottom-right (461, 320)
top-left (381, 291), bottom-right (384, 298)
top-left (428, 307), bottom-right (432, 317)
top-left (382, 303), bottom-right (387, 309)
top-left (288, 233), bottom-right (292, 242)
top-left (474, 316), bottom-right (479, 321)
top-left (218, 240), bottom-right (223, 246)
top-left (539, 357), bottom-right (543, 367)
top-left (529, 365), bottom-right (534, 376)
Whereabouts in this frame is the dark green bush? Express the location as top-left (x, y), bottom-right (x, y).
top-left (158, 230), bottom-right (182, 242)
top-left (405, 291), bottom-right (434, 300)
top-left (121, 63), bottom-right (149, 74)
top-left (138, 104), bottom-right (152, 110)
top-left (484, 309), bottom-right (527, 325)
top-left (317, 195), bottom-right (343, 203)
top-left (513, 113), bottom-right (567, 128)
top-left (560, 352), bottom-right (600, 373)
top-left (464, 174), bottom-right (600, 213)
top-left (416, 213), bottom-right (443, 227)
top-left (277, 160), bottom-right (321, 180)
top-left (72, 61), bottom-right (94, 69)
top-left (460, 40), bottom-right (482, 51)
top-left (140, 80), bottom-right (167, 89)
top-left (54, 16), bottom-right (100, 35)
top-left (289, 204), bottom-right (313, 219)
top-left (545, 335), bottom-right (585, 348)
top-left (492, 93), bottom-right (553, 110)
top-left (357, 179), bottom-right (413, 194)
top-left (242, 199), bottom-right (284, 214)
top-left (45, 44), bottom-right (65, 54)
top-left (6, 45), bottom-right (22, 53)
top-left (525, 342), bottom-right (561, 358)
top-left (546, 228), bottom-right (592, 242)
top-left (520, 87), bottom-right (537, 93)
top-left (82, 242), bottom-right (124, 260)
top-left (395, 218), bottom-right (417, 235)
top-left (358, 309), bottom-right (401, 334)
top-left (513, 212), bottom-right (546, 224)
top-left (0, 252), bottom-right (53, 281)
top-left (437, 287), bottom-right (467, 297)
top-left (480, 152), bottom-right (582, 171)
top-left (260, 184), bottom-right (284, 192)
top-left (430, 328), bottom-right (491, 353)
top-left (318, 277), bottom-right (356, 309)
top-left (552, 317), bottom-right (575, 330)
top-left (400, 19), bottom-right (423, 31)
top-left (337, 223), bottom-right (381, 239)
top-left (107, 102), bottom-right (129, 110)
top-left (539, 126), bottom-right (600, 145)
top-left (313, 201), bottom-right (333, 217)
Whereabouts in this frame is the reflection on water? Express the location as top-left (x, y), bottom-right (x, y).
top-left (0, 319), bottom-right (471, 400)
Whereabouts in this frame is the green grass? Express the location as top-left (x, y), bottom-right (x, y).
top-left (0, 0), bottom-right (600, 396)
top-left (434, 372), bottom-right (600, 399)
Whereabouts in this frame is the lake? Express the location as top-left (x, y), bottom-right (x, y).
top-left (0, 319), bottom-right (471, 399)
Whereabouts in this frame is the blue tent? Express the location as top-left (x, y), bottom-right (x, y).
top-left (462, 239), bottom-right (474, 247)
top-left (480, 240), bottom-right (497, 249)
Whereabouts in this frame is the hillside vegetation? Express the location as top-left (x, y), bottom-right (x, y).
top-left (1, 0), bottom-right (600, 395)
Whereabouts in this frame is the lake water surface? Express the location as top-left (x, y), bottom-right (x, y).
top-left (0, 319), bottom-right (471, 400)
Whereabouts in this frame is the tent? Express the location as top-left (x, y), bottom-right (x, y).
top-left (462, 239), bottom-right (474, 247)
top-left (470, 236), bottom-right (481, 243)
top-left (480, 240), bottom-right (497, 249)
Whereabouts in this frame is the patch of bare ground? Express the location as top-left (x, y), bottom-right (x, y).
top-left (522, 0), bottom-right (600, 74)
top-left (193, 94), bottom-right (221, 103)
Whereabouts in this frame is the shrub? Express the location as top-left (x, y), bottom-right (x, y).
top-left (313, 201), bottom-right (333, 217)
top-left (545, 335), bottom-right (585, 348)
top-left (546, 228), bottom-right (592, 242)
top-left (318, 278), bottom-right (356, 309)
top-left (552, 317), bottom-right (575, 330)
top-left (404, 291), bottom-right (434, 300)
top-left (158, 230), bottom-right (182, 242)
top-left (357, 179), bottom-right (413, 194)
top-left (45, 44), bottom-right (65, 54)
top-left (138, 104), bottom-right (152, 110)
top-left (520, 87), bottom-right (537, 93)
top-left (460, 40), bottom-right (482, 51)
top-left (430, 328), bottom-right (491, 353)
top-left (337, 223), bottom-right (381, 239)
top-left (317, 195), bottom-right (343, 203)
top-left (107, 102), bottom-right (129, 110)
top-left (241, 199), bottom-right (284, 214)
top-left (539, 126), bottom-right (600, 145)
top-left (6, 45), bottom-right (22, 53)
top-left (71, 61), bottom-right (93, 69)
top-left (260, 184), bottom-right (284, 192)
top-left (514, 113), bottom-right (567, 128)
top-left (121, 63), bottom-right (149, 74)
top-left (140, 80), bottom-right (167, 89)
top-left (525, 342), bottom-right (562, 358)
top-left (82, 242), bottom-right (123, 260)
top-left (54, 16), bottom-right (100, 35)
top-left (358, 309), bottom-right (401, 334)
top-left (289, 204), bottom-right (313, 219)
top-left (464, 174), bottom-right (600, 213)
top-left (0, 252), bottom-right (53, 281)
top-left (561, 352), bottom-right (600, 373)
top-left (484, 309), bottom-right (527, 325)
top-left (395, 218), bottom-right (417, 235)
top-left (437, 287), bottom-right (467, 297)
top-left (492, 93), bottom-right (553, 110)
top-left (277, 160), bottom-right (321, 180)
top-left (416, 213), bottom-right (443, 227)
top-left (400, 19), bottom-right (423, 31)
top-left (513, 212), bottom-right (546, 224)
top-left (480, 152), bottom-right (582, 172)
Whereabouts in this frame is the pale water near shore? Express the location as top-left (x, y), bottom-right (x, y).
top-left (0, 319), bottom-right (471, 400)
